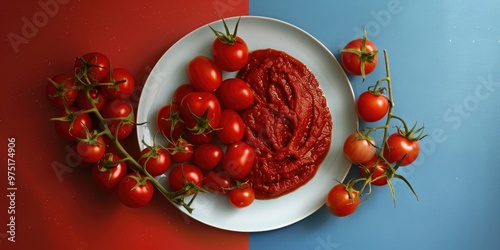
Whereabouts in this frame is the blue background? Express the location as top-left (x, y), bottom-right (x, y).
top-left (249, 0), bottom-right (500, 249)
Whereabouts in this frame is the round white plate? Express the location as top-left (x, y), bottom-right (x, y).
top-left (136, 16), bottom-right (357, 232)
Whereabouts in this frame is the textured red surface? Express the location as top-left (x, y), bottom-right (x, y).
top-left (0, 0), bottom-right (248, 249)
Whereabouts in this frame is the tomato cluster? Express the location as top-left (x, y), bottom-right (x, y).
top-left (156, 18), bottom-right (257, 208)
top-left (327, 31), bottom-right (426, 217)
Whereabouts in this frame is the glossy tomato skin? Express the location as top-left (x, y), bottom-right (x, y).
top-left (101, 68), bottom-right (135, 99)
top-left (326, 184), bottom-right (360, 217)
top-left (168, 164), bottom-right (203, 192)
top-left (156, 103), bottom-right (185, 140)
top-left (74, 52), bottom-right (110, 83)
top-left (228, 186), bottom-right (255, 208)
top-left (139, 147), bottom-right (171, 176)
top-left (383, 133), bottom-right (420, 166)
top-left (91, 153), bottom-right (127, 192)
top-left (172, 83), bottom-right (195, 104)
top-left (102, 99), bottom-right (135, 140)
top-left (187, 56), bottom-right (222, 92)
top-left (216, 110), bottom-right (244, 145)
top-left (46, 74), bottom-right (79, 109)
top-left (360, 155), bottom-right (390, 186)
top-left (203, 170), bottom-right (232, 194)
top-left (180, 92), bottom-right (221, 133)
top-left (341, 39), bottom-right (378, 76)
top-left (118, 174), bottom-right (154, 208)
top-left (356, 91), bottom-right (389, 122)
top-left (167, 137), bottom-right (193, 163)
top-left (222, 142), bottom-right (255, 180)
top-left (212, 36), bottom-right (249, 72)
top-left (218, 78), bottom-right (254, 111)
top-left (54, 107), bottom-right (92, 141)
top-left (76, 88), bottom-right (107, 111)
top-left (76, 135), bottom-right (106, 163)
top-left (343, 132), bottom-right (376, 164)
top-left (192, 143), bottom-right (223, 171)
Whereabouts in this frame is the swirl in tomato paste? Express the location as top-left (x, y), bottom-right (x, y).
top-left (237, 49), bottom-right (333, 199)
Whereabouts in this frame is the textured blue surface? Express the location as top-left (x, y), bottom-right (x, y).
top-left (249, 0), bottom-right (500, 249)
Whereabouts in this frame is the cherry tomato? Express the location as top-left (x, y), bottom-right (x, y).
top-left (218, 78), bottom-right (254, 111)
top-left (340, 32), bottom-right (378, 80)
top-left (46, 74), bottom-right (79, 109)
top-left (156, 103), bottom-right (185, 140)
top-left (54, 107), bottom-right (92, 141)
top-left (325, 184), bottom-right (360, 217)
top-left (91, 153), bottom-right (127, 192)
top-left (216, 110), bottom-right (244, 145)
top-left (167, 137), bottom-right (193, 163)
top-left (102, 99), bottom-right (135, 140)
top-left (187, 56), bottom-right (222, 92)
top-left (101, 68), bottom-right (135, 99)
top-left (212, 36), bottom-right (249, 72)
top-left (139, 147), bottom-right (171, 176)
top-left (76, 135), bottom-right (106, 163)
top-left (168, 164), bottom-right (203, 192)
top-left (359, 155), bottom-right (390, 186)
top-left (356, 91), bottom-right (389, 122)
top-left (186, 132), bottom-right (214, 145)
top-left (383, 133), bottom-right (420, 166)
top-left (172, 83), bottom-right (194, 104)
top-left (118, 173), bottom-right (154, 208)
top-left (343, 132), bottom-right (376, 164)
top-left (74, 52), bottom-right (110, 83)
top-left (76, 88), bottom-right (107, 111)
top-left (192, 143), bottom-right (223, 170)
top-left (180, 92), bottom-right (221, 134)
top-left (203, 171), bottom-right (232, 194)
top-left (228, 186), bottom-right (255, 208)
top-left (222, 142), bottom-right (255, 180)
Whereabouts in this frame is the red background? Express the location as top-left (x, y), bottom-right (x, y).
top-left (0, 0), bottom-right (248, 249)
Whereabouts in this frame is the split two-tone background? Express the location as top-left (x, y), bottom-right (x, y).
top-left (1, 0), bottom-right (499, 249)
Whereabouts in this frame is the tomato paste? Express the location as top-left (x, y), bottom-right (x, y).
top-left (237, 49), bottom-right (333, 199)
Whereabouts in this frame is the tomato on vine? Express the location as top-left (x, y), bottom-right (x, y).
top-left (168, 164), bottom-right (203, 192)
top-left (102, 99), bottom-right (135, 140)
top-left (340, 29), bottom-right (378, 81)
top-left (359, 155), bottom-right (391, 186)
top-left (139, 147), bottom-right (171, 176)
top-left (356, 89), bottom-right (389, 122)
top-left (326, 184), bottom-right (360, 217)
top-left (46, 74), bottom-right (79, 109)
top-left (342, 132), bottom-right (376, 164)
top-left (74, 52), bottom-right (110, 83)
top-left (91, 153), bottom-right (127, 192)
top-left (167, 137), bottom-right (194, 163)
top-left (383, 131), bottom-right (421, 166)
top-left (53, 107), bottom-right (92, 141)
top-left (101, 68), bottom-right (136, 99)
top-left (118, 173), bottom-right (154, 208)
top-left (76, 88), bottom-right (107, 111)
top-left (210, 17), bottom-right (249, 72)
top-left (76, 133), bottom-right (106, 163)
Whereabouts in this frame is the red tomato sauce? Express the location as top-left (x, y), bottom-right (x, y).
top-left (237, 49), bottom-right (333, 199)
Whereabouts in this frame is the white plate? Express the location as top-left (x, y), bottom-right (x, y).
top-left (136, 16), bottom-right (357, 232)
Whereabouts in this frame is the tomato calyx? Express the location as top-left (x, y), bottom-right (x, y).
top-left (186, 106), bottom-right (220, 135)
top-left (209, 17), bottom-right (241, 45)
top-left (47, 76), bottom-right (79, 103)
top-left (159, 102), bottom-right (184, 139)
top-left (75, 55), bottom-right (108, 85)
top-left (339, 27), bottom-right (378, 81)
top-left (393, 119), bottom-right (427, 142)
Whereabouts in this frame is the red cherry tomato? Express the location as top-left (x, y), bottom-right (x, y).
top-left (74, 52), bottom-right (110, 83)
top-left (46, 74), bottom-right (79, 109)
top-left (325, 184), bottom-right (360, 217)
top-left (76, 135), bottom-right (106, 163)
top-left (172, 83), bottom-right (194, 104)
top-left (76, 88), bottom-right (107, 111)
top-left (187, 56), bottom-right (222, 92)
top-left (168, 164), bottom-right (203, 192)
top-left (383, 133), bottom-right (420, 166)
top-left (342, 132), bottom-right (376, 164)
top-left (212, 36), bottom-right (249, 72)
top-left (101, 68), bottom-right (135, 99)
top-left (54, 107), bottom-right (92, 141)
top-left (340, 31), bottom-right (378, 80)
top-left (180, 92), bottom-right (221, 134)
top-left (222, 142), bottom-right (255, 180)
top-left (216, 110), bottom-right (245, 145)
top-left (139, 147), bottom-right (171, 176)
top-left (359, 155), bottom-right (391, 186)
top-left (203, 171), bottom-right (232, 194)
top-left (156, 103), bottom-right (185, 140)
top-left (192, 143), bottom-right (224, 171)
top-left (167, 137), bottom-right (194, 163)
top-left (118, 173), bottom-right (154, 208)
top-left (91, 153), bottom-right (127, 192)
top-left (218, 78), bottom-right (254, 111)
top-left (228, 186), bottom-right (255, 208)
top-left (356, 91), bottom-right (389, 122)
top-left (102, 99), bottom-right (135, 140)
